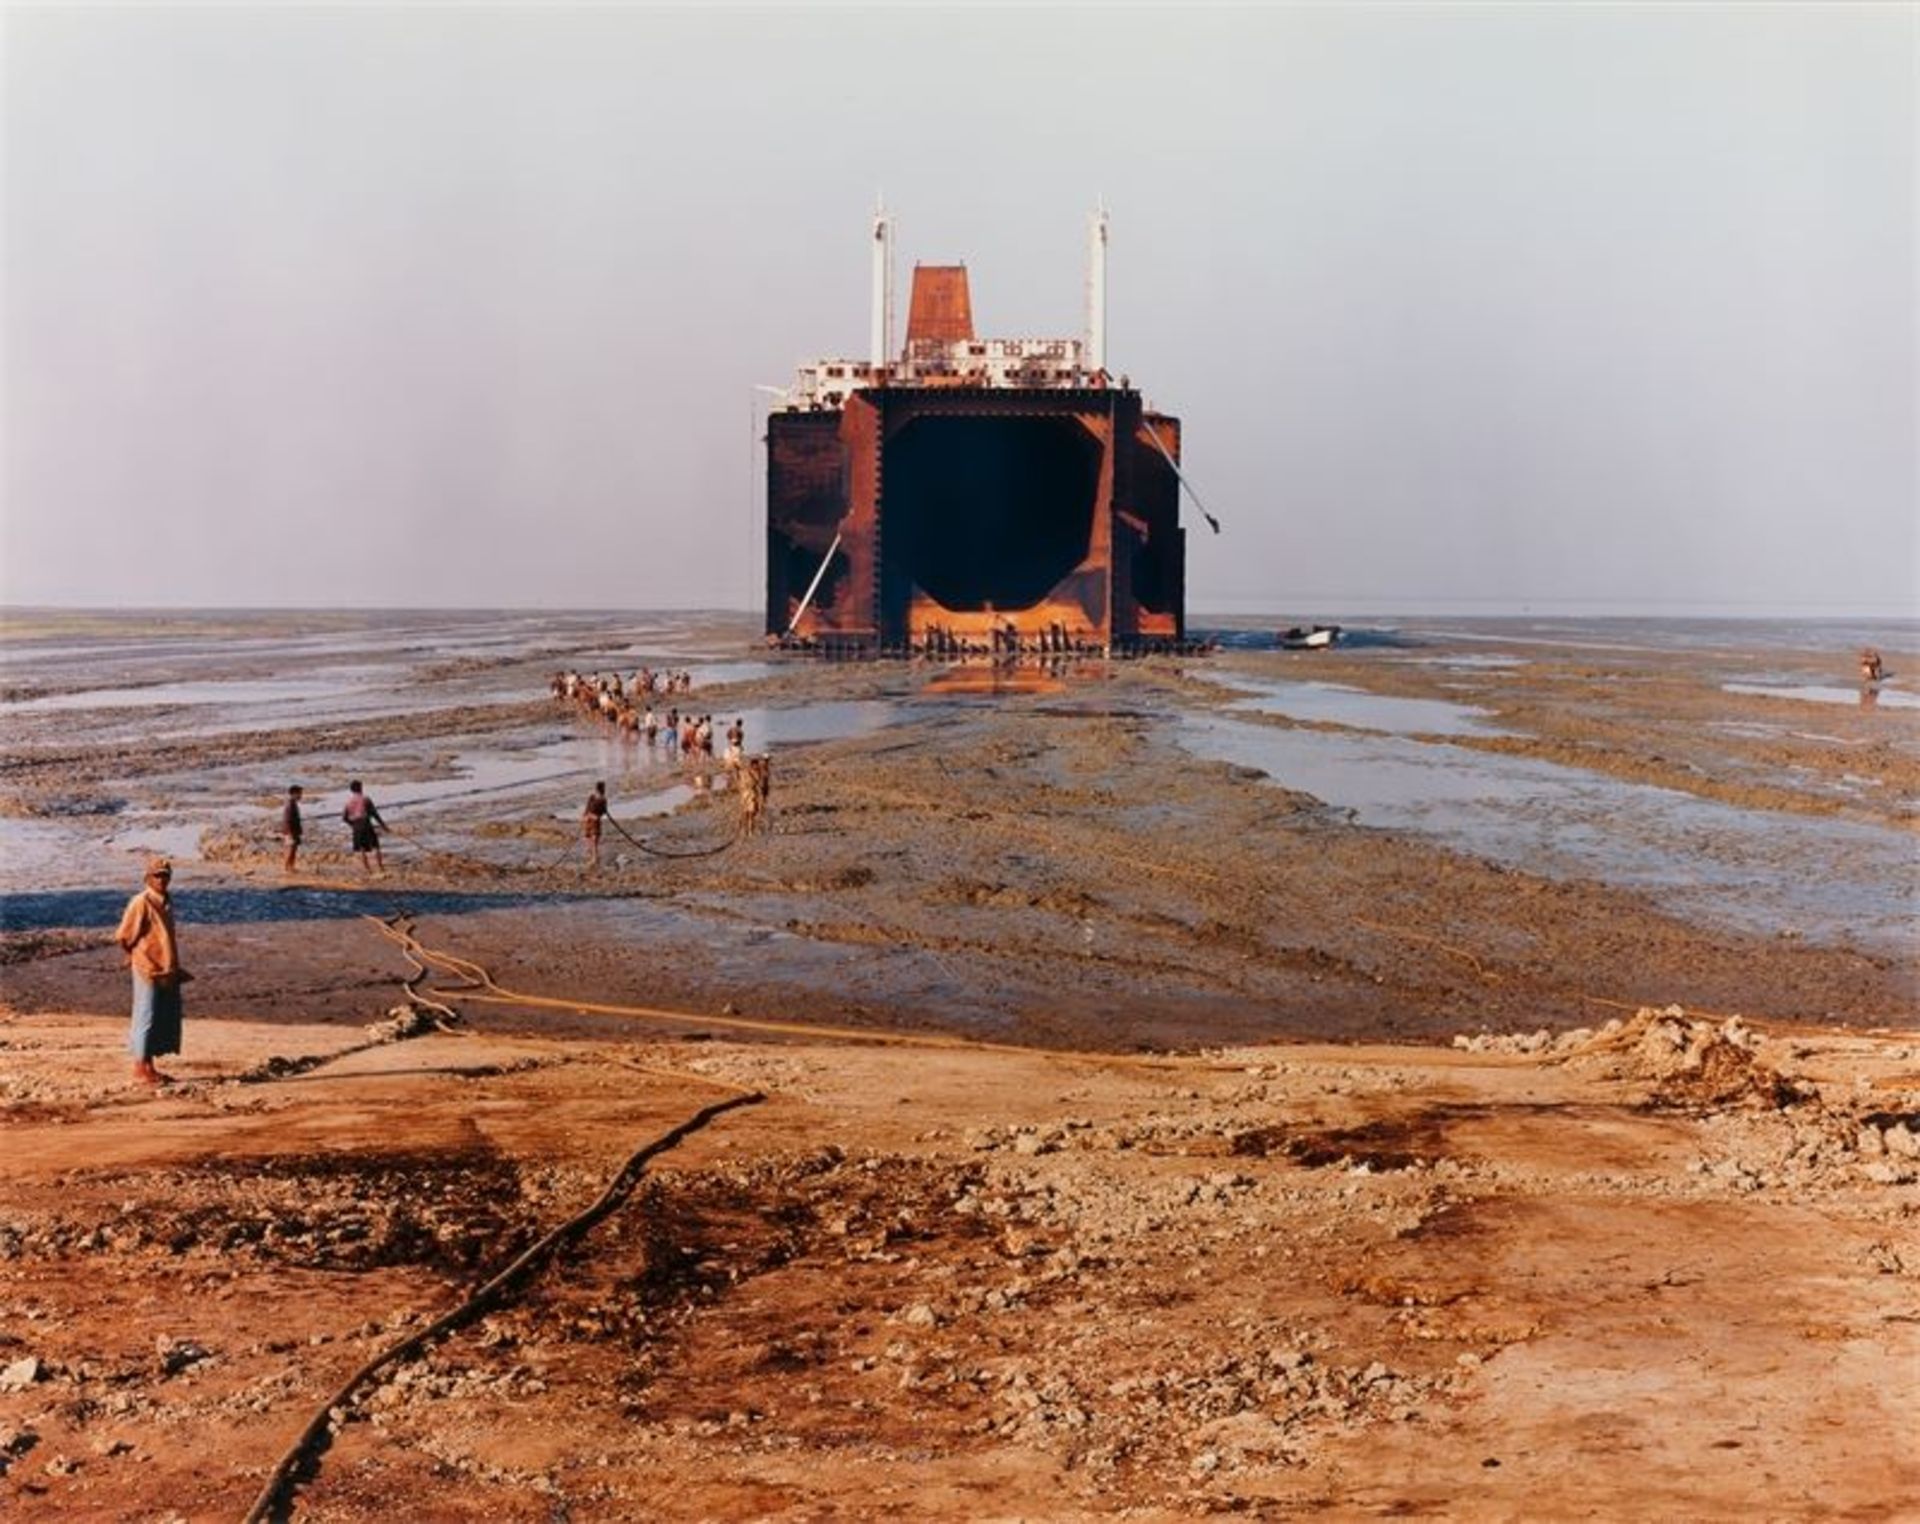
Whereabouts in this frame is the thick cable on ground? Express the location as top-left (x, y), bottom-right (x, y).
top-left (608, 807), bottom-right (743, 860)
top-left (369, 916), bottom-right (1223, 1073)
top-left (237, 1089), bottom-right (763, 1524)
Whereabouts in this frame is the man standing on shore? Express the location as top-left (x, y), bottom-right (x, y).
top-left (281, 784), bottom-right (304, 873)
top-left (343, 780), bottom-right (386, 875)
top-left (115, 859), bottom-right (190, 1086)
top-left (582, 780), bottom-right (609, 870)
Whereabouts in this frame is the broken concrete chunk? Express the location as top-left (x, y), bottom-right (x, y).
top-left (0, 1357), bottom-right (40, 1392)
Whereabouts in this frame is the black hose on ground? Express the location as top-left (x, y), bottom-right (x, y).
top-left (606, 807), bottom-right (742, 860)
top-left (237, 1088), bottom-right (763, 1524)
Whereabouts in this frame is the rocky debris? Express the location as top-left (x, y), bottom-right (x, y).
top-left (959, 1336), bottom-right (1453, 1471)
top-left (5, 1149), bottom-right (548, 1278)
top-left (0, 1356), bottom-right (41, 1392)
top-left (0, 1425), bottom-right (39, 1476)
top-left (1675, 1087), bottom-right (1920, 1196)
top-left (363, 1354), bottom-right (548, 1420)
top-left (239, 1052), bottom-right (337, 1082)
top-left (365, 1003), bottom-right (458, 1043)
top-left (237, 1005), bottom-right (457, 1084)
top-left (1457, 1007), bottom-right (1814, 1112)
top-left (155, 1337), bottom-right (212, 1377)
top-left (1864, 1240), bottom-right (1918, 1277)
top-left (1858, 1114), bottom-right (1920, 1161)
top-left (1452, 1028), bottom-right (1578, 1056)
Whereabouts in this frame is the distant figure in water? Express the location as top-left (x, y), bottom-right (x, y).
top-left (280, 784), bottom-right (304, 873)
top-left (1860, 648), bottom-right (1885, 684)
top-left (582, 780), bottom-right (609, 870)
top-left (115, 858), bottom-right (190, 1086)
top-left (342, 780), bottom-right (386, 875)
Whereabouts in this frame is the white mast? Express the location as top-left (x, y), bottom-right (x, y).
top-left (870, 197), bottom-right (895, 369)
top-left (1086, 202), bottom-right (1109, 376)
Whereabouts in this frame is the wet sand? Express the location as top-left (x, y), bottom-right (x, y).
top-left (1, 612), bottom-right (1916, 1517)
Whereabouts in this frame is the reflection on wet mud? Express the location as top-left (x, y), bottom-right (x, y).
top-left (0, 884), bottom-right (553, 933)
top-left (1180, 714), bottom-right (1916, 955)
top-left (1210, 675), bottom-right (1507, 737)
top-left (1724, 681), bottom-right (1918, 710)
top-left (5, 610), bottom-right (1915, 980)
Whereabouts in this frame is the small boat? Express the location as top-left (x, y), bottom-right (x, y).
top-left (1279, 624), bottom-right (1341, 650)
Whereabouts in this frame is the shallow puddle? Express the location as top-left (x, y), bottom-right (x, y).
top-left (1723, 681), bottom-right (1919, 711)
top-left (1180, 715), bottom-right (1916, 954)
top-left (1210, 676), bottom-right (1507, 738)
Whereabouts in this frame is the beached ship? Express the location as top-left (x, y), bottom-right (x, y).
top-left (764, 209), bottom-right (1193, 655)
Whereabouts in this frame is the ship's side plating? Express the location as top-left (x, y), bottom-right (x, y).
top-left (766, 212), bottom-right (1185, 654)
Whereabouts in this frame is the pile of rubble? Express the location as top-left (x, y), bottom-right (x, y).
top-left (1562, 1006), bottom-right (1810, 1110)
top-left (1456, 1006), bottom-right (1920, 1190)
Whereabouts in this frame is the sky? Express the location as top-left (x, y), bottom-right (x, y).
top-left (2, 2), bottom-right (1914, 618)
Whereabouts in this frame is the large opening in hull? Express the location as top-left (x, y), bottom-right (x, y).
top-left (885, 416), bottom-right (1100, 612)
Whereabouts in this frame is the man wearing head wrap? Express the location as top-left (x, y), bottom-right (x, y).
top-left (115, 859), bottom-right (190, 1085)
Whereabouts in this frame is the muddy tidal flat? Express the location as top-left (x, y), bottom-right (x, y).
top-left (2, 609), bottom-right (1916, 1519)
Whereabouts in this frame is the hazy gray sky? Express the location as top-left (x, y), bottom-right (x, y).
top-left (4, 3), bottom-right (1913, 616)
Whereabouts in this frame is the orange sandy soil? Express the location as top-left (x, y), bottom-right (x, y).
top-left (2, 1004), bottom-right (1916, 1521)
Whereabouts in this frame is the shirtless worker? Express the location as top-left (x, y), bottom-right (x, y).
top-left (739, 754), bottom-right (772, 836)
top-left (342, 780), bottom-right (387, 875)
top-left (582, 780), bottom-right (609, 869)
top-left (115, 858), bottom-right (191, 1085)
top-left (280, 784), bottom-right (304, 873)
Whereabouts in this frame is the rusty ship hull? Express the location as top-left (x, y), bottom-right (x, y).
top-left (767, 386), bottom-right (1184, 653)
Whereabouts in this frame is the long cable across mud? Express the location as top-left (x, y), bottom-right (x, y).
top-left (238, 1088), bottom-right (764, 1524)
top-left (369, 915), bottom-right (1218, 1071)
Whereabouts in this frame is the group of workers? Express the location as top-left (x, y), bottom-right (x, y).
top-left (578, 716), bottom-right (771, 868)
top-left (551, 670), bottom-right (760, 793)
top-left (552, 667), bottom-right (692, 727)
top-left (555, 666), bottom-right (692, 699)
top-left (553, 669), bottom-right (708, 743)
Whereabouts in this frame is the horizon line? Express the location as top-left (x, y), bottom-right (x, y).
top-left (2, 601), bottom-right (1915, 623)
